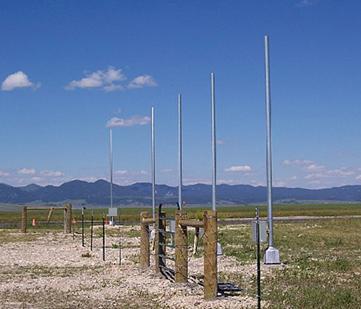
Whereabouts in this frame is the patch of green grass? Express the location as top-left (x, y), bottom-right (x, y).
top-left (0, 230), bottom-right (41, 244)
top-left (2, 203), bottom-right (361, 230)
top-left (219, 219), bottom-right (361, 308)
top-left (0, 265), bottom-right (103, 279)
top-left (121, 228), bottom-right (140, 238)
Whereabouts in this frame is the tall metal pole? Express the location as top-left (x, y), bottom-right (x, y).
top-left (90, 211), bottom-right (93, 251)
top-left (211, 73), bottom-right (217, 211)
top-left (102, 216), bottom-right (105, 261)
top-left (178, 94), bottom-right (183, 209)
top-left (109, 128), bottom-right (114, 224)
top-left (264, 35), bottom-right (280, 264)
top-left (81, 207), bottom-right (85, 247)
top-left (151, 107), bottom-right (156, 220)
top-left (256, 208), bottom-right (261, 309)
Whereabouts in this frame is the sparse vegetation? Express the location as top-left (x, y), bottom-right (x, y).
top-left (219, 219), bottom-right (361, 308)
top-left (2, 203), bottom-right (361, 229)
top-left (1, 204), bottom-right (360, 308)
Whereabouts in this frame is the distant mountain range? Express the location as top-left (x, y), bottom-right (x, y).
top-left (1, 179), bottom-right (361, 207)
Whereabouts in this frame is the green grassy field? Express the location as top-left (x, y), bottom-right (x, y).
top-left (1, 204), bottom-right (360, 308)
top-left (219, 219), bottom-right (361, 308)
top-left (1, 203), bottom-right (361, 229)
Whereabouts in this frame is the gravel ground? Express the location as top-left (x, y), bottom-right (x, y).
top-left (0, 227), bottom-right (267, 309)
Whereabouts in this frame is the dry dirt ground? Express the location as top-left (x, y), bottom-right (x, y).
top-left (0, 226), bottom-right (271, 309)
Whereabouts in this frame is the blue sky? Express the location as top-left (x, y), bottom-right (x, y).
top-left (1, 0), bottom-right (361, 188)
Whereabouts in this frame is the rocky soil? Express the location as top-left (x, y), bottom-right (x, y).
top-left (0, 226), bottom-right (268, 308)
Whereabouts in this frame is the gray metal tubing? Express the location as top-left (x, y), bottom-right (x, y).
top-left (151, 107), bottom-right (156, 220)
top-left (211, 72), bottom-right (217, 211)
top-left (178, 94), bottom-right (183, 209)
top-left (264, 35), bottom-right (274, 247)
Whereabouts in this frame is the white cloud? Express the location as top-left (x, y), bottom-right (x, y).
top-left (250, 180), bottom-right (265, 186)
top-left (225, 165), bottom-right (252, 173)
top-left (284, 159), bottom-right (325, 173)
top-left (274, 180), bottom-right (286, 187)
top-left (103, 84), bottom-right (124, 92)
top-left (66, 68), bottom-right (157, 92)
top-left (304, 173), bottom-right (323, 180)
top-left (40, 170), bottom-right (64, 177)
top-left (66, 67), bottom-right (126, 91)
top-left (128, 75), bottom-right (157, 89)
top-left (1, 71), bottom-right (39, 91)
top-left (183, 178), bottom-right (211, 185)
top-left (31, 176), bottom-right (43, 182)
top-left (305, 167), bottom-right (355, 180)
top-left (17, 168), bottom-right (36, 175)
top-left (282, 159), bottom-right (361, 187)
top-left (283, 159), bottom-right (314, 166)
top-left (106, 115), bottom-right (151, 128)
top-left (218, 179), bottom-right (239, 185)
top-left (76, 176), bottom-right (99, 183)
top-left (328, 168), bottom-right (355, 177)
top-left (306, 164), bottom-right (325, 172)
top-left (308, 180), bottom-right (321, 185)
top-left (0, 170), bottom-right (10, 177)
top-left (112, 169), bottom-right (149, 185)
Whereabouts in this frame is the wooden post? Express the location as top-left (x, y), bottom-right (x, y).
top-left (155, 211), bottom-right (166, 273)
top-left (175, 210), bottom-right (188, 283)
top-left (193, 227), bottom-right (200, 256)
top-left (204, 210), bottom-right (218, 300)
top-left (140, 211), bottom-right (151, 268)
top-left (21, 206), bottom-right (27, 233)
top-left (64, 203), bottom-right (72, 234)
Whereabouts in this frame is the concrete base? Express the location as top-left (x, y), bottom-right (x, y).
top-left (264, 246), bottom-right (280, 265)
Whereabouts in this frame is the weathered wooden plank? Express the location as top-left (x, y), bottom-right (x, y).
top-left (175, 210), bottom-right (188, 283)
top-left (179, 219), bottom-right (204, 228)
top-left (140, 211), bottom-right (151, 268)
top-left (204, 210), bottom-right (218, 300)
top-left (21, 207), bottom-right (27, 233)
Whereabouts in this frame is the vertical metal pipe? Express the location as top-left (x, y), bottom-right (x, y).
top-left (264, 35), bottom-right (274, 247)
top-left (109, 128), bottom-right (114, 223)
top-left (119, 239), bottom-right (121, 265)
top-left (256, 208), bottom-right (261, 309)
top-left (211, 73), bottom-right (217, 211)
top-left (102, 217), bottom-right (105, 261)
top-left (178, 94), bottom-right (183, 209)
top-left (151, 107), bottom-right (156, 220)
top-left (81, 208), bottom-right (85, 247)
top-left (90, 212), bottom-right (93, 251)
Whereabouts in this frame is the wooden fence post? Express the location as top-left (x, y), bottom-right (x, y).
top-left (204, 210), bottom-right (218, 300)
top-left (140, 212), bottom-right (151, 268)
top-left (21, 206), bottom-right (27, 233)
top-left (64, 203), bottom-right (72, 234)
top-left (175, 209), bottom-right (188, 283)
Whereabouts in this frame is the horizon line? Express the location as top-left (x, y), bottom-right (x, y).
top-left (0, 179), bottom-right (359, 191)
